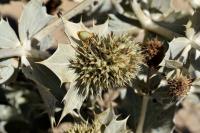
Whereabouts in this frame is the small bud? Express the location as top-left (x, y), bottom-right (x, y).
top-left (77, 31), bottom-right (94, 42)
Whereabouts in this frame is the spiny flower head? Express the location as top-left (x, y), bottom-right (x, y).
top-left (141, 38), bottom-right (164, 67)
top-left (69, 31), bottom-right (143, 95)
top-left (66, 120), bottom-right (102, 133)
top-left (65, 108), bottom-right (129, 133)
top-left (167, 73), bottom-right (192, 99)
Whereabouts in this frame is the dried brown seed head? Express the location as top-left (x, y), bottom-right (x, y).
top-left (142, 38), bottom-right (164, 67)
top-left (167, 75), bottom-right (192, 99)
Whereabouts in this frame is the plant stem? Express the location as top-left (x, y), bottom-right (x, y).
top-left (33, 0), bottom-right (95, 41)
top-left (0, 47), bottom-right (24, 59)
top-left (136, 95), bottom-right (149, 133)
top-left (0, 48), bottom-right (49, 60)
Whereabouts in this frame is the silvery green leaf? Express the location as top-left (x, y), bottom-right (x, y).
top-left (59, 84), bottom-right (86, 124)
top-left (0, 65), bottom-right (14, 84)
top-left (39, 44), bottom-right (76, 84)
top-left (191, 33), bottom-right (200, 51)
top-left (0, 19), bottom-right (20, 49)
top-left (0, 58), bottom-right (18, 68)
top-left (91, 20), bottom-right (110, 37)
top-left (165, 60), bottom-right (183, 68)
top-left (104, 117), bottom-right (129, 133)
top-left (168, 37), bottom-right (190, 59)
top-left (96, 108), bottom-right (115, 125)
top-left (190, 86), bottom-right (200, 95)
top-left (63, 20), bottom-right (90, 45)
top-left (18, 0), bottom-right (53, 43)
top-left (63, 19), bottom-right (112, 45)
top-left (188, 50), bottom-right (200, 77)
top-left (192, 78), bottom-right (200, 86)
top-left (37, 35), bottom-right (55, 51)
top-left (0, 58), bottom-right (18, 84)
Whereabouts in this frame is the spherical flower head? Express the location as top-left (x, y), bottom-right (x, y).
top-left (167, 74), bottom-right (191, 99)
top-left (69, 32), bottom-right (144, 95)
top-left (66, 120), bottom-right (101, 133)
top-left (141, 38), bottom-right (165, 67)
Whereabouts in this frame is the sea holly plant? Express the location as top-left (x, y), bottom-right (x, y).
top-left (1, 0), bottom-right (200, 132)
top-left (0, 0), bottom-right (57, 130)
top-left (0, 0), bottom-right (53, 83)
top-left (63, 108), bottom-right (129, 133)
top-left (161, 20), bottom-right (200, 65)
top-left (40, 18), bottom-right (144, 124)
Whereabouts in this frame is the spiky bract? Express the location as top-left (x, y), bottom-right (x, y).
top-left (69, 33), bottom-right (143, 95)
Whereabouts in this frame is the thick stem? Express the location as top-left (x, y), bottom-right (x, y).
top-left (0, 47), bottom-right (49, 60)
top-left (136, 95), bottom-right (149, 133)
top-left (0, 47), bottom-right (24, 59)
top-left (131, 0), bottom-right (182, 40)
top-left (33, 0), bottom-right (95, 41)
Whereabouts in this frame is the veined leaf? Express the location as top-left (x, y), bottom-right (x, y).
top-left (63, 20), bottom-right (90, 45)
top-left (39, 43), bottom-right (76, 84)
top-left (91, 20), bottom-right (110, 37)
top-left (168, 37), bottom-right (190, 59)
top-left (96, 108), bottom-right (115, 125)
top-left (19, 0), bottom-right (53, 44)
top-left (59, 84), bottom-right (86, 124)
top-left (0, 19), bottom-right (20, 49)
top-left (0, 65), bottom-right (14, 84)
top-left (63, 19), bottom-right (110, 45)
top-left (0, 58), bottom-right (18, 84)
top-left (104, 117), bottom-right (129, 133)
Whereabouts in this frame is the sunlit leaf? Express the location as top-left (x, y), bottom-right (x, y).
top-left (59, 84), bottom-right (86, 124)
top-left (63, 20), bottom-right (89, 45)
top-left (19, 0), bottom-right (53, 44)
top-left (0, 65), bottom-right (14, 84)
top-left (39, 43), bottom-right (76, 84)
top-left (0, 58), bottom-right (18, 84)
top-left (96, 108), bottom-right (115, 125)
top-left (0, 19), bottom-right (20, 49)
top-left (104, 117), bottom-right (129, 133)
top-left (168, 37), bottom-right (190, 59)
